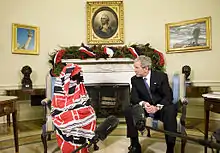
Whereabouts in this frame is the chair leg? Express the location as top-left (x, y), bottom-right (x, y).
top-left (93, 142), bottom-right (99, 151)
top-left (41, 123), bottom-right (48, 153)
top-left (147, 129), bottom-right (151, 137)
top-left (180, 123), bottom-right (187, 153)
top-left (47, 133), bottom-right (51, 140)
top-left (181, 138), bottom-right (187, 153)
top-left (216, 140), bottom-right (220, 153)
top-left (41, 133), bottom-right (48, 153)
top-left (7, 115), bottom-right (11, 126)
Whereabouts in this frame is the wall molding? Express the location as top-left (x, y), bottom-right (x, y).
top-left (0, 84), bottom-right (45, 91)
top-left (0, 81), bottom-right (220, 90)
top-left (192, 81), bottom-right (220, 87)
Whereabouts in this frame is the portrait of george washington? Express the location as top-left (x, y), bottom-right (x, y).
top-left (92, 6), bottom-right (118, 39)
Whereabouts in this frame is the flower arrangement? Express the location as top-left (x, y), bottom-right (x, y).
top-left (48, 43), bottom-right (165, 76)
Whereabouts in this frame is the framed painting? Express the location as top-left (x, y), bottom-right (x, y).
top-left (12, 23), bottom-right (40, 55)
top-left (165, 16), bottom-right (211, 53)
top-left (86, 1), bottom-right (124, 45)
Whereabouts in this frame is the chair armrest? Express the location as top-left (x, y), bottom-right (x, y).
top-left (180, 97), bottom-right (188, 105)
top-left (179, 97), bottom-right (188, 126)
top-left (41, 98), bottom-right (52, 106)
top-left (41, 98), bottom-right (52, 124)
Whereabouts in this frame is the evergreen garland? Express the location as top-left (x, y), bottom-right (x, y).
top-left (49, 43), bottom-right (165, 76)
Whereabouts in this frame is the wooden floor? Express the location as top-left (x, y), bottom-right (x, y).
top-left (0, 118), bottom-right (220, 152)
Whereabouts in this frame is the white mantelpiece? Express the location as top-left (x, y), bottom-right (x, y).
top-left (62, 58), bottom-right (133, 64)
top-left (62, 58), bottom-right (135, 85)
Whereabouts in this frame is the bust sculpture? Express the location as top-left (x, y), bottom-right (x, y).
top-left (182, 65), bottom-right (192, 85)
top-left (21, 65), bottom-right (33, 90)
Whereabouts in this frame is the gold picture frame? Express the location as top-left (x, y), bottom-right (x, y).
top-left (12, 23), bottom-right (40, 55)
top-left (86, 1), bottom-right (124, 45)
top-left (165, 16), bottom-right (211, 53)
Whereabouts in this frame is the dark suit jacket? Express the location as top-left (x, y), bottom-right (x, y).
top-left (130, 71), bottom-right (173, 106)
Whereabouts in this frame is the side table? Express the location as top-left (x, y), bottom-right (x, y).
top-left (5, 88), bottom-right (46, 124)
top-left (202, 93), bottom-right (220, 153)
top-left (0, 96), bottom-right (19, 153)
top-left (186, 85), bottom-right (211, 98)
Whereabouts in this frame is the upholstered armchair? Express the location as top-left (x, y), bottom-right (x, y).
top-left (41, 72), bottom-right (100, 153)
top-left (144, 73), bottom-right (188, 153)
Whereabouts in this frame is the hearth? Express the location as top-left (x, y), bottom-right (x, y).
top-left (85, 83), bottom-right (130, 118)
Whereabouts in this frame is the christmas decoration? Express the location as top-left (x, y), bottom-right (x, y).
top-left (79, 46), bottom-right (96, 57)
top-left (104, 47), bottom-right (114, 58)
top-left (49, 43), bottom-right (165, 76)
top-left (54, 49), bottom-right (66, 64)
top-left (128, 47), bottom-right (138, 58)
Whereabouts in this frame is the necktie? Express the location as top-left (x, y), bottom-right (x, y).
top-left (144, 78), bottom-right (153, 100)
top-left (144, 78), bottom-right (154, 118)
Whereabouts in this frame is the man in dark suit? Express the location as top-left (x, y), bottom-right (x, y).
top-left (124, 55), bottom-right (177, 153)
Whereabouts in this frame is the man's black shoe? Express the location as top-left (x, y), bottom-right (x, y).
top-left (128, 144), bottom-right (141, 153)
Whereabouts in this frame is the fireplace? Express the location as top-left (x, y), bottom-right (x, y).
top-left (63, 58), bottom-right (134, 118)
top-left (85, 83), bottom-right (130, 118)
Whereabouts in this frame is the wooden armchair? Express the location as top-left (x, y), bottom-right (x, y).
top-left (40, 72), bottom-right (99, 153)
top-left (41, 73), bottom-right (56, 153)
top-left (144, 73), bottom-right (188, 153)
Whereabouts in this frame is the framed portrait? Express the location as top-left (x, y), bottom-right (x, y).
top-left (86, 1), bottom-right (124, 44)
top-left (165, 16), bottom-right (211, 53)
top-left (12, 23), bottom-right (40, 55)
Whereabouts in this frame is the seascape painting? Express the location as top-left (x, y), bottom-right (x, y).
top-left (165, 17), bottom-right (211, 53)
top-left (169, 22), bottom-right (206, 48)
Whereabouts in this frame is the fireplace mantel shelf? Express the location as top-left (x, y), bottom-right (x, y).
top-left (61, 58), bottom-right (134, 64)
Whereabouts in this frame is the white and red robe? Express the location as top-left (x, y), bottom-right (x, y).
top-left (51, 64), bottom-right (96, 153)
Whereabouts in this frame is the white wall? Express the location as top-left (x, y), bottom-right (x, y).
top-left (0, 0), bottom-right (220, 89)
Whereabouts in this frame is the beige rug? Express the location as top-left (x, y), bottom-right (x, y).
top-left (0, 135), bottom-right (215, 153)
top-left (0, 124), bottom-right (216, 153)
